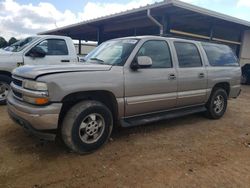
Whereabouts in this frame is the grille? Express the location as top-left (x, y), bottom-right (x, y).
top-left (12, 77), bottom-right (23, 100)
top-left (12, 78), bottom-right (23, 87)
top-left (13, 90), bottom-right (22, 99)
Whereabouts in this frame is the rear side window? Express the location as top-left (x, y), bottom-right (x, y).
top-left (174, 42), bottom-right (202, 68)
top-left (202, 43), bottom-right (238, 66)
top-left (136, 40), bottom-right (172, 68)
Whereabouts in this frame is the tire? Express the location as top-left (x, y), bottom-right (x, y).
top-left (241, 74), bottom-right (247, 85)
top-left (206, 88), bottom-right (228, 119)
top-left (0, 75), bottom-right (12, 105)
top-left (61, 100), bottom-right (113, 154)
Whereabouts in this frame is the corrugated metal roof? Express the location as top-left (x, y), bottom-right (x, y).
top-left (172, 0), bottom-right (250, 27)
top-left (39, 0), bottom-right (250, 35)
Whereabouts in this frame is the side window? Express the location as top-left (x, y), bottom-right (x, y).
top-left (35, 39), bottom-right (69, 55)
top-left (174, 42), bottom-right (202, 68)
top-left (202, 43), bottom-right (239, 66)
top-left (37, 40), bottom-right (48, 54)
top-left (136, 40), bottom-right (172, 68)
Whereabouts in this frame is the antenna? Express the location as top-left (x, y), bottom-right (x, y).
top-left (48, 10), bottom-right (58, 28)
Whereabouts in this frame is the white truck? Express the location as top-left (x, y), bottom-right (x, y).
top-left (0, 35), bottom-right (79, 104)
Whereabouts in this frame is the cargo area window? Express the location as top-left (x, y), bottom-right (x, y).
top-left (202, 43), bottom-right (239, 66)
top-left (136, 40), bottom-right (172, 68)
top-left (174, 42), bottom-right (202, 68)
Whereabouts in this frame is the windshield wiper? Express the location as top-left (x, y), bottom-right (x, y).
top-left (90, 57), bottom-right (104, 62)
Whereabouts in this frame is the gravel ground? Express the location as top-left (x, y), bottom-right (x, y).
top-left (0, 86), bottom-right (250, 188)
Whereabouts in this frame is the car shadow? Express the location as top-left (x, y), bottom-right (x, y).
top-left (4, 112), bottom-right (208, 158)
top-left (111, 112), bottom-right (207, 139)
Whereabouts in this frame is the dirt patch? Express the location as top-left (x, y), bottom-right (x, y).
top-left (1, 86), bottom-right (250, 188)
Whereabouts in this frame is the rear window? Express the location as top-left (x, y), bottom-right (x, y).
top-left (202, 43), bottom-right (239, 66)
top-left (174, 42), bottom-right (202, 68)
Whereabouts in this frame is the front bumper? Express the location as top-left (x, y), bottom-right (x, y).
top-left (7, 92), bottom-right (62, 140)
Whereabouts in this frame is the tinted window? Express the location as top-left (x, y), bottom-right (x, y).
top-left (136, 40), bottom-right (172, 68)
top-left (202, 43), bottom-right (238, 66)
top-left (36, 39), bottom-right (68, 55)
top-left (174, 42), bottom-right (202, 68)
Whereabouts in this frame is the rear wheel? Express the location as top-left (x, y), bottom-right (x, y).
top-left (241, 74), bottom-right (248, 85)
top-left (61, 100), bottom-right (113, 154)
top-left (206, 88), bottom-right (228, 119)
top-left (0, 75), bottom-right (11, 105)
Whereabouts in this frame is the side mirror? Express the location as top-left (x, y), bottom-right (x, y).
top-left (131, 56), bottom-right (153, 70)
top-left (27, 46), bottom-right (46, 58)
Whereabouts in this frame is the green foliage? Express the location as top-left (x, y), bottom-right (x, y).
top-left (0, 37), bottom-right (8, 48)
top-left (8, 37), bottom-right (18, 45)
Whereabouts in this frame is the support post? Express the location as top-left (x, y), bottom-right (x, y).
top-left (97, 26), bottom-right (104, 45)
top-left (237, 29), bottom-right (244, 58)
top-left (163, 14), bottom-right (170, 36)
top-left (209, 24), bottom-right (214, 41)
top-left (134, 28), bottom-right (137, 36)
top-left (78, 40), bottom-right (81, 55)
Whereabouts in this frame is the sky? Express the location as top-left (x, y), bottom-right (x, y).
top-left (0, 0), bottom-right (250, 40)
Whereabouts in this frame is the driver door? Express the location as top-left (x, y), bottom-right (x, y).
top-left (23, 39), bottom-right (71, 65)
top-left (124, 40), bottom-right (177, 117)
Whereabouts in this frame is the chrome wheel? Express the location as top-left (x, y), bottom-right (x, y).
top-left (79, 113), bottom-right (105, 144)
top-left (0, 82), bottom-right (10, 102)
top-left (213, 95), bottom-right (224, 114)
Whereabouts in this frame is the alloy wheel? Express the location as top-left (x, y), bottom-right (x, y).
top-left (78, 113), bottom-right (105, 144)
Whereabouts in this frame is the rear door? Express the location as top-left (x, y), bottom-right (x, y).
top-left (124, 40), bottom-right (177, 116)
top-left (23, 39), bottom-right (72, 65)
top-left (173, 41), bottom-right (207, 107)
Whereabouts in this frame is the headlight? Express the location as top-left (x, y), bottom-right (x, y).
top-left (23, 80), bottom-right (48, 91)
top-left (22, 80), bottom-right (49, 105)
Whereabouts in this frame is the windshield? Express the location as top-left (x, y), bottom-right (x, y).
top-left (84, 39), bottom-right (138, 66)
top-left (4, 37), bottom-right (39, 52)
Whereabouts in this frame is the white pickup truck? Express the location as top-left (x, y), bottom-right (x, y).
top-left (0, 35), bottom-right (79, 104)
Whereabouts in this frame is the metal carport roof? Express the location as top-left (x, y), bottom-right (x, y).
top-left (39, 0), bottom-right (250, 44)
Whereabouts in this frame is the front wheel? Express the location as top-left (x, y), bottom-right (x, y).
top-left (0, 75), bottom-right (12, 105)
top-left (206, 88), bottom-right (228, 119)
top-left (61, 100), bottom-right (113, 154)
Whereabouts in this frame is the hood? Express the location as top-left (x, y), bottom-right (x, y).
top-left (0, 49), bottom-right (14, 56)
top-left (12, 63), bottom-right (112, 79)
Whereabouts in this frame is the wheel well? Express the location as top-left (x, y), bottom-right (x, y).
top-left (213, 82), bottom-right (230, 96)
top-left (0, 71), bottom-right (12, 78)
top-left (58, 91), bottom-right (119, 127)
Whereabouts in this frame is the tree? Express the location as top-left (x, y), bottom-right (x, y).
top-left (8, 37), bottom-right (17, 46)
top-left (0, 37), bottom-right (8, 48)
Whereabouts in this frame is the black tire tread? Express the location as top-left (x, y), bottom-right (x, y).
top-left (206, 87), bottom-right (228, 120)
top-left (61, 100), bottom-right (113, 154)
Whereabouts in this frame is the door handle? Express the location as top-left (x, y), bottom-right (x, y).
top-left (198, 73), bottom-right (205, 78)
top-left (61, 60), bottom-right (70, 63)
top-left (168, 74), bottom-right (176, 80)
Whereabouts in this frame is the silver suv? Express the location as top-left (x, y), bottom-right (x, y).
top-left (7, 36), bottom-right (241, 153)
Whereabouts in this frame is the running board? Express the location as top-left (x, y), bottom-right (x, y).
top-left (121, 106), bottom-right (206, 127)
